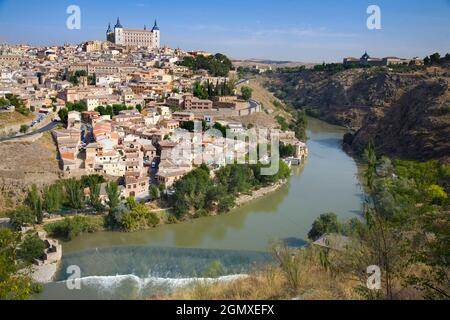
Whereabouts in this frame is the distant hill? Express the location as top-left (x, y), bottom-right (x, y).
top-left (232, 58), bottom-right (315, 69)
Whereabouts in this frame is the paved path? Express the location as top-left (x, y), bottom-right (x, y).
top-left (0, 120), bottom-right (58, 142)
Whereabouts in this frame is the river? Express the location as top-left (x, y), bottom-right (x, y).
top-left (38, 117), bottom-right (364, 300)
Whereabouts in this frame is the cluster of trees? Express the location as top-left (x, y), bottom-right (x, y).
top-left (178, 53), bottom-right (234, 77)
top-left (179, 120), bottom-right (208, 132)
top-left (44, 216), bottom-right (104, 241)
top-left (171, 162), bottom-right (291, 219)
top-left (8, 175), bottom-right (106, 230)
top-left (87, 183), bottom-right (162, 232)
top-left (192, 79), bottom-right (235, 100)
top-left (290, 110), bottom-right (308, 141)
top-left (95, 104), bottom-right (136, 117)
top-left (57, 101), bottom-right (87, 125)
top-left (0, 94), bottom-right (30, 115)
top-left (114, 201), bottom-right (160, 232)
top-left (279, 143), bottom-right (296, 158)
top-left (307, 144), bottom-right (450, 299)
top-left (275, 109), bottom-right (307, 141)
top-left (423, 52), bottom-right (450, 66)
top-left (67, 70), bottom-right (95, 86)
top-left (58, 102), bottom-right (136, 125)
top-left (0, 229), bottom-right (43, 300)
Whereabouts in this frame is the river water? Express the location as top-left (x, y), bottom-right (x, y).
top-left (38, 118), bottom-right (364, 300)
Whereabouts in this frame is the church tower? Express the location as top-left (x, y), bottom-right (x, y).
top-left (114, 17), bottom-right (124, 45)
top-left (152, 20), bottom-right (160, 48)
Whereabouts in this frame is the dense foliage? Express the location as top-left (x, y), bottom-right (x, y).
top-left (95, 104), bottom-right (134, 117)
top-left (308, 145), bottom-right (450, 300)
top-left (240, 86), bottom-right (253, 101)
top-left (44, 216), bottom-right (104, 241)
top-left (0, 229), bottom-right (42, 300)
top-left (8, 175), bottom-right (107, 230)
top-left (170, 162), bottom-right (291, 219)
top-left (192, 79), bottom-right (235, 100)
top-left (0, 94), bottom-right (30, 115)
top-left (178, 53), bottom-right (233, 77)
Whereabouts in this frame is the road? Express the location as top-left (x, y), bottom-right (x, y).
top-left (0, 119), bottom-right (59, 142)
top-left (235, 78), bottom-right (250, 86)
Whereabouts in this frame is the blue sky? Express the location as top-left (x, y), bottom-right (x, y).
top-left (0, 0), bottom-right (449, 62)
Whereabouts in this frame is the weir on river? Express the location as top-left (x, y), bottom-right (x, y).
top-left (38, 118), bottom-right (364, 300)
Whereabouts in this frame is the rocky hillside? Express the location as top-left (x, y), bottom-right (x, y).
top-left (265, 66), bottom-right (450, 162)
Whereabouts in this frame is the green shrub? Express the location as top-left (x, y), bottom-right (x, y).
top-left (19, 233), bottom-right (45, 263)
top-left (44, 216), bottom-right (104, 240)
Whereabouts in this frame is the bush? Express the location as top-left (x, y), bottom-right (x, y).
top-left (9, 206), bottom-right (35, 230)
top-left (118, 204), bottom-right (160, 232)
top-left (44, 216), bottom-right (104, 240)
top-left (19, 233), bottom-right (45, 263)
top-left (307, 212), bottom-right (341, 241)
top-left (241, 86), bottom-right (253, 101)
top-left (167, 215), bottom-right (178, 224)
top-left (19, 125), bottom-right (29, 134)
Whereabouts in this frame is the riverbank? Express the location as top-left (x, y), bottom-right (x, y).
top-left (235, 180), bottom-right (289, 207)
top-left (38, 117), bottom-right (365, 299)
top-left (43, 179), bottom-right (292, 244)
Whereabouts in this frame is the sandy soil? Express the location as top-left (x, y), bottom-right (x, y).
top-left (0, 132), bottom-right (61, 212)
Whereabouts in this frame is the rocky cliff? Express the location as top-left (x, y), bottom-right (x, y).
top-left (266, 67), bottom-right (450, 162)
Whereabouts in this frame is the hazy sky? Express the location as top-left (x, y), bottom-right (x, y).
top-left (0, 0), bottom-right (449, 62)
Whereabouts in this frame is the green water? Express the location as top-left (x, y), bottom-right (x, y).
top-left (40, 118), bottom-right (364, 299)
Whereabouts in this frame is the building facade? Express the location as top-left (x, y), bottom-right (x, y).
top-left (106, 17), bottom-right (160, 49)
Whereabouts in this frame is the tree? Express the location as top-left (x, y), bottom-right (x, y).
top-left (193, 81), bottom-right (208, 99)
top-left (149, 185), bottom-right (160, 201)
top-left (429, 52), bottom-right (441, 65)
top-left (307, 212), bottom-right (341, 241)
top-left (106, 182), bottom-right (121, 213)
top-left (25, 185), bottom-right (43, 224)
top-left (0, 229), bottom-right (35, 300)
top-left (89, 183), bottom-right (104, 211)
top-left (240, 86), bottom-right (253, 101)
top-left (218, 195), bottom-right (235, 213)
top-left (291, 109), bottom-right (308, 141)
top-left (9, 206), bottom-right (35, 230)
top-left (19, 125), bottom-right (29, 134)
top-left (171, 166), bottom-right (212, 217)
top-left (58, 108), bottom-right (69, 125)
top-left (43, 184), bottom-right (63, 213)
top-left (280, 144), bottom-right (295, 158)
top-left (63, 179), bottom-right (83, 210)
top-left (19, 233), bottom-right (45, 263)
top-left (364, 142), bottom-right (377, 191)
top-left (126, 196), bottom-right (137, 210)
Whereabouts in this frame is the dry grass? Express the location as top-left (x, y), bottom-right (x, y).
top-left (238, 76), bottom-right (292, 118)
top-left (0, 132), bottom-right (61, 212)
top-left (0, 111), bottom-right (33, 129)
top-left (165, 247), bottom-right (361, 300)
top-left (231, 76), bottom-right (294, 129)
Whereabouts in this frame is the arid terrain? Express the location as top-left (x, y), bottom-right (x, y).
top-left (0, 132), bottom-right (61, 213)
